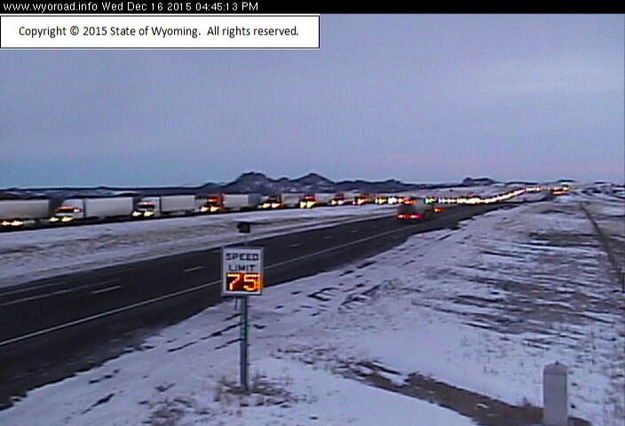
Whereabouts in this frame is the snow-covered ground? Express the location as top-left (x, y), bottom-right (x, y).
top-left (1, 187), bottom-right (623, 425)
top-left (0, 204), bottom-right (395, 289)
top-left (397, 185), bottom-right (511, 199)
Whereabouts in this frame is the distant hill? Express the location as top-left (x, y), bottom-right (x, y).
top-left (0, 173), bottom-right (503, 198)
top-left (219, 172), bottom-right (427, 195)
top-left (461, 177), bottom-right (497, 186)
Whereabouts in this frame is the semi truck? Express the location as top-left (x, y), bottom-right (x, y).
top-left (299, 193), bottom-right (336, 208)
top-left (260, 196), bottom-right (285, 209)
top-left (50, 197), bottom-right (134, 223)
top-left (329, 193), bottom-right (351, 206)
top-left (0, 199), bottom-right (51, 227)
top-left (133, 195), bottom-right (196, 218)
top-left (200, 193), bottom-right (262, 213)
top-left (374, 194), bottom-right (389, 204)
top-left (353, 193), bottom-right (374, 206)
top-left (194, 196), bottom-right (209, 213)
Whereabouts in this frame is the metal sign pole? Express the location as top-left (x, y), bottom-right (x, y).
top-left (240, 226), bottom-right (249, 392)
top-left (240, 295), bottom-right (249, 392)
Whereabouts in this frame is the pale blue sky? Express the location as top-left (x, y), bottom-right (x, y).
top-left (1, 14), bottom-right (623, 187)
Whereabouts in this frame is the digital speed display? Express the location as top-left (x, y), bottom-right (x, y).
top-left (225, 272), bottom-right (262, 293)
top-left (222, 247), bottom-right (264, 296)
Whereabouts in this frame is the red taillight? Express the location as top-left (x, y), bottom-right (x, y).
top-left (398, 214), bottom-right (421, 219)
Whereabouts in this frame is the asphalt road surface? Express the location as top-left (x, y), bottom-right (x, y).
top-left (0, 203), bottom-right (514, 409)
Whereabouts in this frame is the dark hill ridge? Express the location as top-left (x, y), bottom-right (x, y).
top-left (293, 173), bottom-right (335, 186)
top-left (0, 173), bottom-right (500, 199)
top-left (220, 172), bottom-right (419, 195)
top-left (462, 177), bottom-right (497, 186)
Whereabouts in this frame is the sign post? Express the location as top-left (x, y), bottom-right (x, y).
top-left (222, 222), bottom-right (263, 392)
top-left (240, 294), bottom-right (249, 391)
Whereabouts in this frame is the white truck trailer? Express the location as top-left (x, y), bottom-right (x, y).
top-left (314, 193), bottom-right (335, 206)
top-left (280, 193), bottom-right (303, 208)
top-left (0, 199), bottom-right (51, 227)
top-left (133, 195), bottom-right (196, 218)
top-left (51, 197), bottom-right (134, 222)
top-left (200, 193), bottom-right (262, 213)
top-left (223, 194), bottom-right (262, 211)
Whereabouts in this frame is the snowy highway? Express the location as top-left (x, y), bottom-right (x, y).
top-left (0, 184), bottom-right (622, 426)
top-left (0, 185), bottom-right (621, 425)
top-left (0, 202), bottom-right (506, 409)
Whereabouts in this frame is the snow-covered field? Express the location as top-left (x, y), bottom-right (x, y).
top-left (577, 186), bottom-right (625, 266)
top-left (0, 204), bottom-right (395, 289)
top-left (1, 187), bottom-right (623, 425)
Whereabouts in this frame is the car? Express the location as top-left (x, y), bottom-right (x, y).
top-left (396, 198), bottom-right (434, 222)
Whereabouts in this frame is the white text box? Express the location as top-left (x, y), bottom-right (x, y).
top-left (0, 15), bottom-right (319, 49)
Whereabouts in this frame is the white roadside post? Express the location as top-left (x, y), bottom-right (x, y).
top-left (222, 222), bottom-right (263, 393)
top-left (543, 362), bottom-right (568, 426)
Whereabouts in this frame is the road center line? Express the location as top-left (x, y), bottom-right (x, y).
top-left (0, 293), bottom-right (54, 307)
top-left (183, 266), bottom-right (204, 273)
top-left (91, 278), bottom-right (119, 287)
top-left (0, 280), bottom-right (67, 297)
top-left (1, 279), bottom-right (119, 306)
top-left (91, 285), bottom-right (121, 295)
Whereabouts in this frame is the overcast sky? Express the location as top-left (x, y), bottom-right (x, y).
top-left (1, 14), bottom-right (623, 187)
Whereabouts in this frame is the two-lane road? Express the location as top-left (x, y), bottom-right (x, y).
top-left (0, 203), bottom-right (509, 408)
